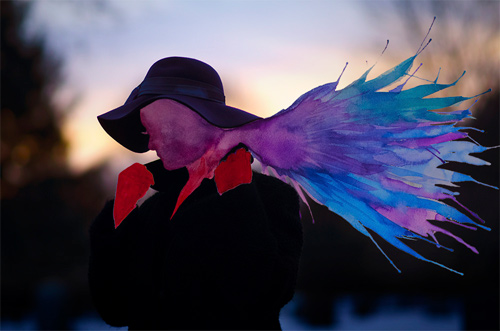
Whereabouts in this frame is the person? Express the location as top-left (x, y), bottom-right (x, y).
top-left (88, 57), bottom-right (303, 330)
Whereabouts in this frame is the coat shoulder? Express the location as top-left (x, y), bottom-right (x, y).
top-left (252, 172), bottom-right (300, 207)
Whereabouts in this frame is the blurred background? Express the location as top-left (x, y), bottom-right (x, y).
top-left (1, 0), bottom-right (498, 330)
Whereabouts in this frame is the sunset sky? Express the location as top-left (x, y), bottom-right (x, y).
top-left (23, 0), bottom-right (499, 173)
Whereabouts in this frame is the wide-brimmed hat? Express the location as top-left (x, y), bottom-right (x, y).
top-left (98, 57), bottom-right (261, 153)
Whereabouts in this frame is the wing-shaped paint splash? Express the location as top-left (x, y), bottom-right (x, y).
top-left (241, 40), bottom-right (496, 274)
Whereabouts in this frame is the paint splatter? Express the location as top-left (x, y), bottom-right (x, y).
top-left (240, 40), bottom-right (495, 274)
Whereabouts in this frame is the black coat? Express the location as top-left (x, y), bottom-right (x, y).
top-left (88, 162), bottom-right (303, 330)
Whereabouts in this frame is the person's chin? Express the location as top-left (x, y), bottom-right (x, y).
top-left (159, 157), bottom-right (183, 171)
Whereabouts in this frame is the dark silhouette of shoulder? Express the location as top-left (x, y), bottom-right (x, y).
top-left (89, 171), bottom-right (302, 330)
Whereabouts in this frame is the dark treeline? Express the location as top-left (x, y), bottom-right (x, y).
top-left (1, 1), bottom-right (109, 328)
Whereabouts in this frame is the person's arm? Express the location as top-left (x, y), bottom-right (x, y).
top-left (255, 174), bottom-right (303, 308)
top-left (88, 200), bottom-right (137, 327)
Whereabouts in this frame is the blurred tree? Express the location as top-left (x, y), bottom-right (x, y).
top-left (1, 1), bottom-right (67, 198)
top-left (1, 0), bottom-right (109, 325)
top-left (367, 1), bottom-right (499, 100)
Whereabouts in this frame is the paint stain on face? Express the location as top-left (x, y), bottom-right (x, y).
top-left (140, 99), bottom-right (222, 170)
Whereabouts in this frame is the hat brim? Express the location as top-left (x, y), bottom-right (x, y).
top-left (98, 94), bottom-right (261, 153)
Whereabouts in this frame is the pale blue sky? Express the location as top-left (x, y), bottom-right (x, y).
top-left (22, 0), bottom-right (498, 172)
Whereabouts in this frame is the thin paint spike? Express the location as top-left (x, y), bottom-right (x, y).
top-left (382, 40), bottom-right (389, 55)
top-left (390, 63), bottom-right (423, 93)
top-left (416, 16), bottom-right (436, 55)
top-left (337, 62), bottom-right (348, 83)
top-left (434, 67), bottom-right (441, 83)
top-left (290, 179), bottom-right (315, 223)
top-left (471, 179), bottom-right (498, 191)
top-left (452, 70), bottom-right (466, 85)
top-left (368, 231), bottom-right (402, 273)
top-left (374, 40), bottom-right (390, 65)
top-left (428, 259), bottom-right (463, 276)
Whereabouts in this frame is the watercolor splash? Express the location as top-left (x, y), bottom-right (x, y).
top-left (239, 44), bottom-right (495, 275)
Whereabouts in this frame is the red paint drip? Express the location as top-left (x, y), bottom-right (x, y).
top-left (169, 148), bottom-right (253, 220)
top-left (113, 163), bottom-right (154, 228)
top-left (214, 148), bottom-right (253, 195)
top-left (171, 156), bottom-right (208, 219)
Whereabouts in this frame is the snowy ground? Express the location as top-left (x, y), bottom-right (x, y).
top-left (2, 294), bottom-right (462, 330)
top-left (280, 294), bottom-right (462, 330)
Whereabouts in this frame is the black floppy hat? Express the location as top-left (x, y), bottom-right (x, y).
top-left (98, 57), bottom-right (261, 153)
